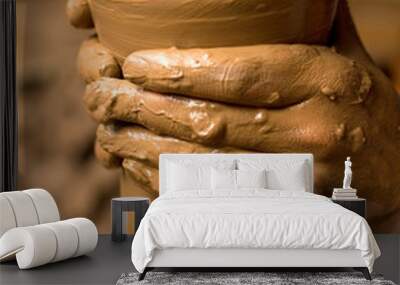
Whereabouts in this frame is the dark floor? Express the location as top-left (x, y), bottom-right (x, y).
top-left (0, 235), bottom-right (134, 285)
top-left (1, 235), bottom-right (399, 285)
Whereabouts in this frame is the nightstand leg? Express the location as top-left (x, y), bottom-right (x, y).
top-left (112, 202), bottom-right (124, 242)
top-left (134, 201), bottom-right (149, 234)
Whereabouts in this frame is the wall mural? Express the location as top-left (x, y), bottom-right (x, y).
top-left (67, 0), bottom-right (400, 233)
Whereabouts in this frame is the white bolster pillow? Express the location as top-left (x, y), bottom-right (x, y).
top-left (0, 218), bottom-right (98, 269)
top-left (0, 189), bottom-right (60, 238)
top-left (0, 226), bottom-right (57, 267)
top-left (0, 196), bottom-right (17, 237)
top-left (0, 191), bottom-right (40, 228)
top-left (23, 189), bottom-right (60, 223)
top-left (63, 218), bottom-right (98, 257)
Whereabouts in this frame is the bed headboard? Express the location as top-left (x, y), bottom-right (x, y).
top-left (159, 153), bottom-right (314, 195)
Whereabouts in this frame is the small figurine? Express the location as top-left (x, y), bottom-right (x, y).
top-left (342, 157), bottom-right (353, 189)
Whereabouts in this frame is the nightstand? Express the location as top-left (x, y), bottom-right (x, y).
top-left (111, 197), bottom-right (150, 242)
top-left (331, 198), bottom-right (366, 218)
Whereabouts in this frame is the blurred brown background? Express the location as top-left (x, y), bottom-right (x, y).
top-left (349, 0), bottom-right (400, 91)
top-left (16, 0), bottom-right (400, 234)
top-left (16, 0), bottom-right (119, 234)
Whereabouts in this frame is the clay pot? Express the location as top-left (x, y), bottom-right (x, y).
top-left (89, 0), bottom-right (338, 60)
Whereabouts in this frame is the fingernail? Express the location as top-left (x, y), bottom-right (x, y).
top-left (124, 53), bottom-right (184, 82)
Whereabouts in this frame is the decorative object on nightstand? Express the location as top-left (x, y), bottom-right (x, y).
top-left (332, 157), bottom-right (358, 199)
top-left (111, 197), bottom-right (150, 242)
top-left (332, 188), bottom-right (358, 199)
top-left (342, 156), bottom-right (353, 189)
top-left (331, 198), bottom-right (366, 218)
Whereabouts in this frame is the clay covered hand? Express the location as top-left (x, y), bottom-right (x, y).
top-left (68, 0), bottom-right (400, 231)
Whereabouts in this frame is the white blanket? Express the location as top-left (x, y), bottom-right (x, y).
top-left (131, 190), bottom-right (380, 272)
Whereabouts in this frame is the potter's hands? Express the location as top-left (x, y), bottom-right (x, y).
top-left (123, 45), bottom-right (370, 108)
top-left (66, 0), bottom-right (158, 196)
top-left (77, 37), bottom-right (121, 83)
top-left (84, 72), bottom-right (351, 155)
top-left (90, 5), bottom-right (400, 224)
top-left (94, 123), bottom-right (246, 195)
top-left (69, 0), bottom-right (400, 226)
top-left (66, 1), bottom-right (120, 81)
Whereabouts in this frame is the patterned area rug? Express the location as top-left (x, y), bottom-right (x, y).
top-left (116, 272), bottom-right (396, 285)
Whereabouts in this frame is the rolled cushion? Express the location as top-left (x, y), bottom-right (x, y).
top-left (42, 221), bottom-right (79, 262)
top-left (63, 218), bottom-right (98, 257)
top-left (0, 226), bottom-right (57, 268)
top-left (0, 218), bottom-right (98, 269)
top-left (0, 196), bottom-right (17, 237)
top-left (0, 191), bottom-right (39, 227)
top-left (23, 189), bottom-right (60, 223)
top-left (0, 189), bottom-right (60, 239)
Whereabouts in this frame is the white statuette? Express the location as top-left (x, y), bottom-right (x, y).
top-left (342, 157), bottom-right (353, 190)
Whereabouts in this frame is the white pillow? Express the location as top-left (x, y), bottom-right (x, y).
top-left (211, 168), bottom-right (236, 190)
top-left (166, 159), bottom-right (236, 192)
top-left (166, 159), bottom-right (236, 170)
top-left (236, 169), bottom-right (267, 189)
top-left (266, 167), bottom-right (306, 191)
top-left (211, 169), bottom-right (267, 190)
top-left (238, 159), bottom-right (308, 191)
top-left (167, 162), bottom-right (211, 191)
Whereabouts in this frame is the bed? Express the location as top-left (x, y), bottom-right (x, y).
top-left (131, 154), bottom-right (380, 280)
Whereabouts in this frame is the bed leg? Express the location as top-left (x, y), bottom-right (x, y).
top-left (362, 268), bottom-right (372, 281)
top-left (138, 268), bottom-right (148, 281)
top-left (354, 267), bottom-right (371, 280)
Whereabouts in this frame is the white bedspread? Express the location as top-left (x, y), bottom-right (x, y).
top-left (131, 190), bottom-right (380, 272)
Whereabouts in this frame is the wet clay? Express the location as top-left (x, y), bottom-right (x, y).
top-left (88, 0), bottom-right (338, 60)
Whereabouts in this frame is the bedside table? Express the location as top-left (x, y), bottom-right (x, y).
top-left (331, 198), bottom-right (366, 218)
top-left (111, 197), bottom-right (150, 242)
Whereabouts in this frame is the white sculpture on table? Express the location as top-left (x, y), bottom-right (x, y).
top-left (342, 157), bottom-right (353, 189)
top-left (332, 157), bottom-right (357, 199)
